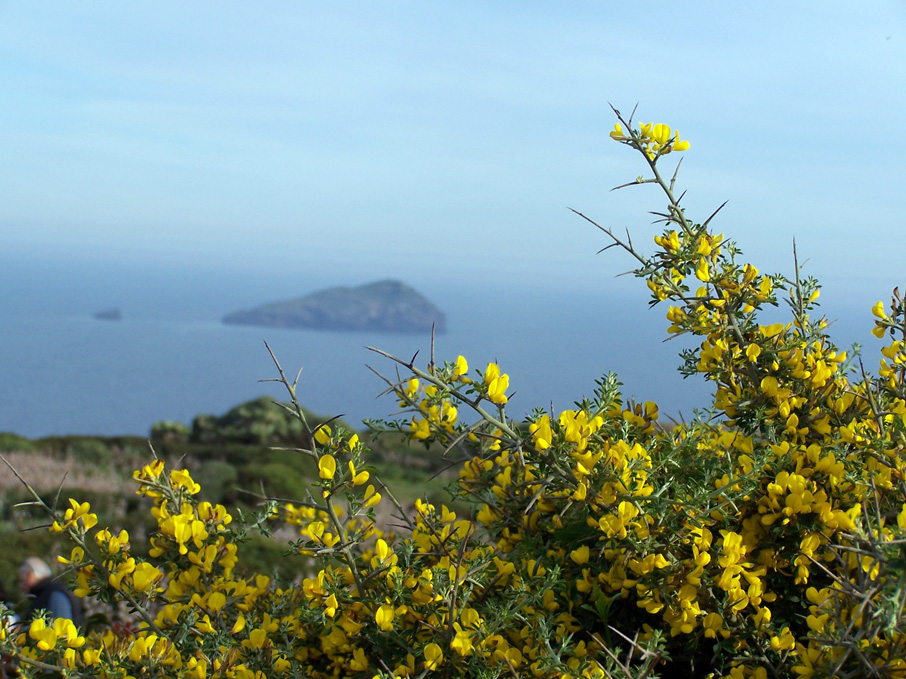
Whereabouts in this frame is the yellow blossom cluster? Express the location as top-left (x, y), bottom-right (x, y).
top-left (610, 120), bottom-right (690, 159)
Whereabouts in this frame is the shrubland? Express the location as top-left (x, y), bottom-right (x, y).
top-left (0, 406), bottom-right (451, 596)
top-left (2, 108), bottom-right (905, 678)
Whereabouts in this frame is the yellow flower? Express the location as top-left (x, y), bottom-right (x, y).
top-left (410, 417), bottom-right (431, 440)
top-left (52, 618), bottom-right (84, 649)
top-left (232, 612), bottom-right (246, 634)
top-left (135, 459), bottom-right (165, 482)
top-left (314, 424), bottom-right (332, 445)
top-left (62, 498), bottom-right (98, 531)
top-left (770, 627), bottom-right (796, 651)
top-left (324, 593), bottom-right (338, 618)
top-left (651, 123), bottom-right (671, 146)
top-left (96, 528), bottom-right (129, 555)
top-left (207, 591), bottom-right (227, 613)
top-left (132, 562), bottom-right (162, 593)
top-left (374, 539), bottom-right (396, 564)
top-left (404, 378), bottom-right (419, 398)
top-left (760, 323), bottom-right (786, 339)
top-left (746, 344), bottom-right (762, 362)
top-left (195, 613), bottom-right (214, 634)
top-left (58, 546), bottom-right (85, 567)
top-left (160, 508), bottom-right (209, 554)
top-left (318, 454), bottom-right (337, 480)
top-left (654, 230), bottom-right (681, 252)
top-left (29, 618), bottom-right (58, 651)
top-left (243, 628), bottom-right (269, 650)
top-left (128, 633), bottom-right (159, 661)
top-left (807, 612), bottom-right (830, 633)
top-left (375, 604), bottom-right (395, 631)
top-left (424, 642), bottom-right (443, 671)
top-left (170, 469), bottom-right (201, 494)
top-left (108, 558), bottom-right (136, 590)
top-left (484, 363), bottom-right (509, 405)
top-left (450, 623), bottom-right (474, 656)
top-left (363, 484), bottom-right (382, 508)
top-left (349, 648), bottom-right (369, 671)
top-left (529, 414), bottom-right (552, 449)
top-left (453, 355), bottom-right (469, 380)
top-left (570, 545), bottom-right (590, 565)
top-left (760, 376), bottom-right (779, 398)
top-left (702, 612), bottom-right (725, 639)
top-left (572, 482), bottom-right (587, 501)
top-left (348, 460), bottom-right (370, 486)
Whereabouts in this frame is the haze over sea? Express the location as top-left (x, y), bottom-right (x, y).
top-left (0, 245), bottom-right (883, 440)
top-left (1, 3), bottom-right (903, 439)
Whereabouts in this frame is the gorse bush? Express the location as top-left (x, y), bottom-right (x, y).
top-left (2, 108), bottom-right (905, 679)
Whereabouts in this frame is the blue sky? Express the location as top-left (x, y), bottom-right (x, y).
top-left (2, 1), bottom-right (905, 304)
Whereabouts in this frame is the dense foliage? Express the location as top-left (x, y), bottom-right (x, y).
top-left (2, 110), bottom-right (905, 678)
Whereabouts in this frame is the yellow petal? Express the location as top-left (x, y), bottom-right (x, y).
top-left (318, 454), bottom-right (337, 480)
top-left (314, 425), bottom-right (332, 445)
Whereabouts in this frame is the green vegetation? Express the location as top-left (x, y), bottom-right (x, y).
top-left (3, 111), bottom-right (906, 678)
top-left (0, 398), bottom-right (459, 606)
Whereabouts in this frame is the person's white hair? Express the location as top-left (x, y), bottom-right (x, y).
top-left (20, 557), bottom-right (52, 581)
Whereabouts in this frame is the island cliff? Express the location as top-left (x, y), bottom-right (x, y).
top-left (222, 280), bottom-right (446, 334)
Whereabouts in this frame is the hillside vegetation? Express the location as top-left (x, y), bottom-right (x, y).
top-left (0, 398), bottom-right (457, 602)
top-left (2, 111), bottom-right (905, 679)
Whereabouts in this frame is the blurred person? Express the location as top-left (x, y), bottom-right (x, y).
top-left (18, 557), bottom-right (82, 627)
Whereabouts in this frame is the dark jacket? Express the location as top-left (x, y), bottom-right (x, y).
top-left (26, 578), bottom-right (83, 628)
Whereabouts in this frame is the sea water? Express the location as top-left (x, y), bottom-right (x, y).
top-left (0, 251), bottom-right (878, 438)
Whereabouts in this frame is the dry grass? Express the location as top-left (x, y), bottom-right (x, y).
top-left (0, 451), bottom-right (134, 496)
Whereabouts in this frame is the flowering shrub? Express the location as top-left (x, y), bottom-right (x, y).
top-left (2, 108), bottom-right (905, 678)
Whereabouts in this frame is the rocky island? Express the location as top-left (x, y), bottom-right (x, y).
top-left (222, 280), bottom-right (446, 334)
top-left (94, 308), bottom-right (122, 321)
